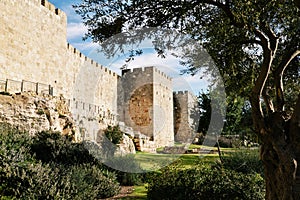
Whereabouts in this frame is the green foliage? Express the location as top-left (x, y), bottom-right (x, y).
top-left (0, 123), bottom-right (120, 199)
top-left (218, 149), bottom-right (264, 176)
top-left (31, 131), bottom-right (96, 165)
top-left (104, 125), bottom-right (123, 145)
top-left (68, 164), bottom-right (120, 199)
top-left (73, 0), bottom-right (300, 120)
top-left (104, 155), bottom-right (145, 186)
top-left (147, 162), bottom-right (265, 200)
top-left (36, 109), bottom-right (45, 115)
top-left (197, 92), bottom-right (211, 136)
top-left (215, 136), bottom-right (242, 148)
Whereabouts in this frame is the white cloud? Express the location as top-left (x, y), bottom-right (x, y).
top-left (67, 23), bottom-right (87, 40)
top-left (71, 41), bottom-right (98, 51)
top-left (104, 51), bottom-right (210, 94)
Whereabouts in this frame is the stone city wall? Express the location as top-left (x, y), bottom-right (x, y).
top-left (0, 0), bottom-right (119, 141)
top-left (0, 0), bottom-right (182, 148)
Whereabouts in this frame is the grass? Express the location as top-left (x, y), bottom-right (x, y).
top-left (188, 144), bottom-right (236, 152)
top-left (127, 185), bottom-right (147, 199)
top-left (178, 153), bottom-right (219, 168)
top-left (117, 147), bottom-right (258, 199)
top-left (134, 152), bottom-right (181, 171)
top-left (133, 148), bottom-right (221, 171)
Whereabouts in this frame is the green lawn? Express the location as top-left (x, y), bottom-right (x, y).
top-left (133, 147), bottom-right (222, 171)
top-left (127, 185), bottom-right (147, 200)
top-left (117, 147), bottom-right (257, 199)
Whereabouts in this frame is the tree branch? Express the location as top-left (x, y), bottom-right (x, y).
top-left (274, 49), bottom-right (300, 111)
top-left (196, 0), bottom-right (244, 28)
top-left (262, 86), bottom-right (275, 114)
top-left (250, 29), bottom-right (274, 134)
top-left (261, 23), bottom-right (278, 54)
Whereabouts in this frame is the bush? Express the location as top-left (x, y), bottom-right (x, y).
top-left (30, 131), bottom-right (97, 165)
top-left (68, 164), bottom-right (120, 199)
top-left (147, 163), bottom-right (265, 200)
top-left (104, 125), bottom-right (123, 145)
top-left (215, 136), bottom-right (241, 148)
top-left (219, 149), bottom-right (264, 176)
top-left (0, 123), bottom-right (120, 199)
top-left (104, 154), bottom-right (145, 186)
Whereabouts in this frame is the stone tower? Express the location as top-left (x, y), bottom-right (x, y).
top-left (118, 67), bottom-right (174, 147)
top-left (173, 91), bottom-right (200, 143)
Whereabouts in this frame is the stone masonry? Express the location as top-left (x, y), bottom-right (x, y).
top-left (173, 91), bottom-right (200, 143)
top-left (0, 0), bottom-right (199, 149)
top-left (118, 67), bottom-right (174, 147)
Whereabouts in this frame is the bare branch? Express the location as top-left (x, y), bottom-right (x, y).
top-left (250, 29), bottom-right (274, 134)
top-left (262, 87), bottom-right (275, 114)
top-left (274, 49), bottom-right (300, 111)
top-left (261, 23), bottom-right (278, 54)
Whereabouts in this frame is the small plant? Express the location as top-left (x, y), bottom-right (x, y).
top-left (104, 155), bottom-right (145, 186)
top-left (104, 125), bottom-right (123, 145)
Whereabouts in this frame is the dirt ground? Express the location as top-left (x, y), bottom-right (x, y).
top-left (103, 186), bottom-right (134, 200)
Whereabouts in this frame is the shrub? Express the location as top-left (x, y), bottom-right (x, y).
top-left (147, 163), bottom-right (265, 200)
top-left (104, 125), bottom-right (123, 145)
top-left (219, 149), bottom-right (264, 176)
top-left (30, 131), bottom-right (96, 165)
top-left (68, 164), bottom-right (120, 199)
top-left (215, 136), bottom-right (241, 148)
top-left (104, 154), bottom-right (145, 186)
top-left (0, 123), bottom-right (120, 199)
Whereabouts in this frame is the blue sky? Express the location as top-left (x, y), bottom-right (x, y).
top-left (47, 0), bottom-right (211, 95)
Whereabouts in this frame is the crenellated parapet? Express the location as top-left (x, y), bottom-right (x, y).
top-left (66, 43), bottom-right (119, 78)
top-left (40, 0), bottom-right (67, 20)
top-left (122, 66), bottom-right (172, 81)
top-left (173, 90), bottom-right (189, 95)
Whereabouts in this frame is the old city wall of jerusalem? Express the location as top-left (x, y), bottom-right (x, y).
top-left (0, 0), bottom-right (199, 149)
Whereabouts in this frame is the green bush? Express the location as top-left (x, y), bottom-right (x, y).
top-left (147, 163), bottom-right (265, 200)
top-left (219, 149), bottom-right (264, 176)
top-left (104, 125), bottom-right (123, 144)
top-left (104, 154), bottom-right (145, 186)
top-left (68, 164), bottom-right (120, 199)
top-left (30, 131), bottom-right (96, 165)
top-left (0, 123), bottom-right (120, 199)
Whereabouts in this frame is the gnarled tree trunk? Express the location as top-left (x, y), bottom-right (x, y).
top-left (258, 94), bottom-right (300, 200)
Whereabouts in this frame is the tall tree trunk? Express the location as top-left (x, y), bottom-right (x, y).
top-left (290, 94), bottom-right (300, 199)
top-left (260, 95), bottom-right (300, 200)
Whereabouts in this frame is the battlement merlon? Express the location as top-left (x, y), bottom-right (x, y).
top-left (40, 0), bottom-right (67, 20)
top-left (174, 90), bottom-right (199, 103)
top-left (173, 91), bottom-right (189, 95)
top-left (122, 66), bottom-right (172, 81)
